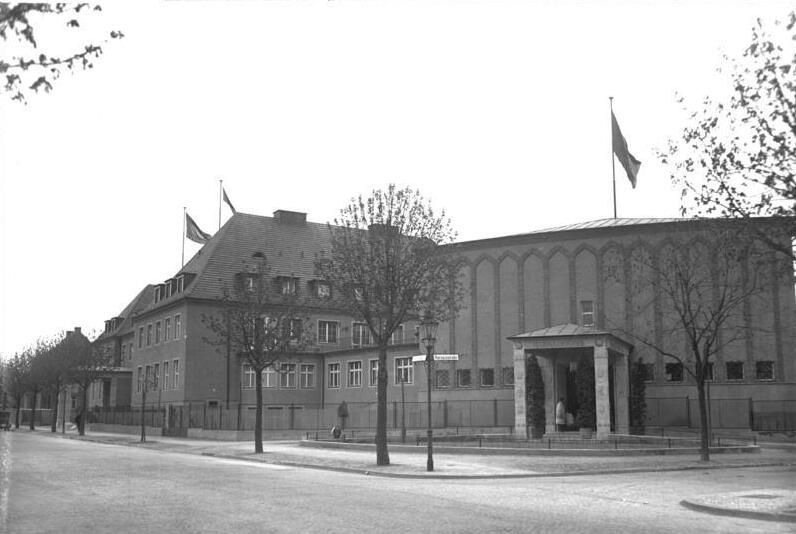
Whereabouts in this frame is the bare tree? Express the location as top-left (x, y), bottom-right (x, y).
top-left (624, 227), bottom-right (776, 460)
top-left (27, 337), bottom-right (58, 430)
top-left (65, 329), bottom-right (110, 436)
top-left (202, 258), bottom-right (313, 454)
top-left (320, 185), bottom-right (463, 466)
top-left (42, 331), bottom-right (75, 433)
top-left (0, 3), bottom-right (123, 103)
top-left (661, 12), bottom-right (796, 259)
top-left (6, 350), bottom-right (31, 429)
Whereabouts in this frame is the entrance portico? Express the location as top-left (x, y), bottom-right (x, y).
top-left (509, 324), bottom-right (633, 439)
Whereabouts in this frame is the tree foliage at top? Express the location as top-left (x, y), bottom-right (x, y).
top-left (0, 3), bottom-right (123, 103)
top-left (661, 11), bottom-right (796, 258)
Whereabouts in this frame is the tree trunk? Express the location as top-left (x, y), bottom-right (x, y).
top-left (14, 395), bottom-right (22, 429)
top-left (29, 386), bottom-right (38, 430)
top-left (254, 368), bottom-right (263, 454)
top-left (376, 345), bottom-right (390, 466)
top-left (696, 379), bottom-right (710, 461)
top-left (79, 386), bottom-right (87, 436)
top-left (51, 383), bottom-right (60, 433)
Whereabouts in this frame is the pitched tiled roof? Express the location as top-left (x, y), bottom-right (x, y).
top-left (96, 284), bottom-right (154, 340)
top-left (528, 218), bottom-right (687, 234)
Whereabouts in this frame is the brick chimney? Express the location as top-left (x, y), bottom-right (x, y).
top-left (273, 210), bottom-right (306, 225)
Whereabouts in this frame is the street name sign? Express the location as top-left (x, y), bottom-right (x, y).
top-left (411, 354), bottom-right (460, 362)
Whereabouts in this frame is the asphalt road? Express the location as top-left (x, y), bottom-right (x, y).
top-left (2, 432), bottom-right (794, 533)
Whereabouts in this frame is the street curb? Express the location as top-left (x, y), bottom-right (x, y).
top-left (26, 431), bottom-right (796, 481)
top-left (680, 499), bottom-right (796, 524)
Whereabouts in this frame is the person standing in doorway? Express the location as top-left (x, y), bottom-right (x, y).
top-left (556, 397), bottom-right (566, 432)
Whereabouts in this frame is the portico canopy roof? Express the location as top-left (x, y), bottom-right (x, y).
top-left (508, 323), bottom-right (633, 353)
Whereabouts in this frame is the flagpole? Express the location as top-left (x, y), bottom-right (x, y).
top-left (218, 179), bottom-right (222, 231)
top-left (182, 207), bottom-right (186, 267)
top-left (610, 96), bottom-right (617, 219)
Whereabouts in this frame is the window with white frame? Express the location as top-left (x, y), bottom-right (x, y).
top-left (243, 365), bottom-right (256, 388)
top-left (369, 359), bottom-right (378, 387)
top-left (352, 322), bottom-right (370, 347)
top-left (172, 359), bottom-right (180, 389)
top-left (394, 357), bottom-right (413, 385)
top-left (391, 325), bottom-right (404, 345)
top-left (165, 317), bottom-right (172, 341)
top-left (263, 367), bottom-right (277, 388)
top-left (280, 277), bottom-right (298, 295)
top-left (282, 318), bottom-right (303, 340)
top-left (177, 275), bottom-right (184, 293)
top-left (279, 363), bottom-right (297, 388)
top-left (175, 314), bottom-right (182, 339)
top-left (318, 320), bottom-right (339, 343)
top-left (348, 361), bottom-right (362, 387)
top-left (581, 300), bottom-right (594, 328)
top-left (154, 286), bottom-right (161, 303)
top-left (328, 363), bottom-right (341, 388)
top-left (300, 364), bottom-right (315, 389)
top-left (155, 321), bottom-right (162, 344)
top-left (153, 363), bottom-right (160, 389)
top-left (164, 282), bottom-right (172, 299)
top-left (316, 282), bottom-right (331, 298)
top-left (163, 361), bottom-right (170, 390)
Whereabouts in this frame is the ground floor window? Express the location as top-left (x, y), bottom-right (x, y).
top-left (435, 369), bottom-right (449, 388)
top-left (502, 367), bottom-right (514, 386)
top-left (243, 365), bottom-right (255, 388)
top-left (664, 362), bottom-right (683, 382)
top-left (457, 369), bottom-right (471, 388)
top-left (347, 361), bottom-right (362, 387)
top-left (300, 364), bottom-right (315, 389)
top-left (279, 363), bottom-right (297, 388)
top-left (328, 363), bottom-right (340, 388)
top-left (394, 357), bottom-right (413, 385)
top-left (726, 361), bottom-right (744, 381)
top-left (641, 363), bottom-right (655, 382)
top-left (480, 368), bottom-right (494, 387)
top-left (369, 359), bottom-right (378, 387)
top-left (755, 360), bottom-right (774, 381)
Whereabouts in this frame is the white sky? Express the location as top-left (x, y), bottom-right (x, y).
top-left (1, 0), bottom-right (792, 357)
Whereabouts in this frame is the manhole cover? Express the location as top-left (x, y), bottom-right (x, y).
top-left (740, 494), bottom-right (779, 500)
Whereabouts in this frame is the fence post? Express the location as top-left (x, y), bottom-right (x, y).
top-left (290, 403), bottom-right (295, 430)
top-left (203, 404), bottom-right (207, 430)
top-left (748, 398), bottom-right (754, 431)
top-left (493, 398), bottom-right (498, 427)
top-left (443, 399), bottom-right (448, 428)
top-left (686, 396), bottom-right (691, 428)
top-left (237, 402), bottom-right (242, 431)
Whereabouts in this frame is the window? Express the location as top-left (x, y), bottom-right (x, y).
top-left (243, 365), bottom-right (256, 388)
top-left (480, 368), bottom-right (495, 387)
top-left (369, 359), bottom-right (379, 387)
top-left (280, 363), bottom-right (297, 388)
top-left (316, 282), bottom-right (331, 298)
top-left (394, 357), bottom-right (413, 385)
top-left (177, 275), bottom-right (184, 293)
top-left (153, 363), bottom-right (160, 389)
top-left (172, 359), bottom-right (180, 389)
top-left (641, 363), bottom-right (655, 382)
top-left (348, 361), bottom-right (363, 387)
top-left (502, 366), bottom-right (514, 386)
top-left (328, 363), bottom-right (341, 388)
top-left (263, 367), bottom-right (277, 388)
top-left (164, 282), bottom-right (172, 299)
top-left (138, 327), bottom-right (144, 348)
top-left (755, 361), bottom-right (774, 381)
top-left (390, 325), bottom-right (404, 345)
top-left (435, 369), bottom-right (450, 388)
top-left (280, 277), bottom-right (298, 295)
top-left (318, 320), bottom-right (339, 343)
top-left (155, 321), bottom-right (162, 344)
top-left (300, 364), bottom-right (315, 389)
top-left (726, 361), bottom-right (744, 381)
top-left (352, 322), bottom-right (370, 347)
top-left (163, 361), bottom-right (170, 390)
top-left (457, 369), bottom-right (472, 388)
top-left (146, 324), bottom-right (152, 346)
top-left (581, 300), bottom-right (594, 327)
top-left (145, 365), bottom-right (151, 390)
top-left (244, 275), bottom-right (255, 293)
top-left (175, 314), bottom-right (182, 339)
top-left (154, 286), bottom-right (161, 303)
top-left (282, 318), bottom-right (303, 340)
top-left (704, 362), bottom-right (714, 382)
top-left (137, 367), bottom-right (142, 393)
top-left (665, 362), bottom-right (683, 382)
top-left (165, 318), bottom-right (172, 341)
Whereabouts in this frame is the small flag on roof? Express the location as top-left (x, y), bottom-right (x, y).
top-left (186, 212), bottom-right (211, 244)
top-left (222, 187), bottom-right (236, 214)
top-left (611, 111), bottom-right (641, 188)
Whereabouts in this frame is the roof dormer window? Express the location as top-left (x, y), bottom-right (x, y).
top-left (177, 275), bottom-right (185, 293)
top-left (279, 277), bottom-right (298, 296)
top-left (164, 281), bottom-right (173, 299)
top-left (154, 286), bottom-right (162, 303)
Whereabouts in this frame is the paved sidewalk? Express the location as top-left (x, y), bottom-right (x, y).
top-left (681, 490), bottom-right (796, 523)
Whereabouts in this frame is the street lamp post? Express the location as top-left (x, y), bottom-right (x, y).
top-left (420, 312), bottom-right (438, 472)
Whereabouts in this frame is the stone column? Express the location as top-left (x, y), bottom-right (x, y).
top-left (613, 351), bottom-right (630, 434)
top-left (538, 354), bottom-right (557, 435)
top-left (512, 344), bottom-right (527, 438)
top-left (594, 343), bottom-right (611, 439)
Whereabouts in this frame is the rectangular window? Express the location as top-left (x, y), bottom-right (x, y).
top-left (581, 300), bottom-right (594, 328)
top-left (352, 322), bottom-right (370, 347)
top-left (328, 363), bottom-right (341, 388)
top-left (369, 359), bottom-right (379, 387)
top-left (177, 276), bottom-right (184, 293)
top-left (155, 321), bottom-right (162, 344)
top-left (172, 359), bottom-right (179, 389)
top-left (154, 286), bottom-right (161, 303)
top-left (281, 277), bottom-right (298, 295)
top-left (243, 365), bottom-right (255, 388)
top-left (165, 318), bottom-right (172, 341)
top-left (138, 327), bottom-right (144, 348)
top-left (263, 367), bottom-right (277, 388)
top-left (146, 324), bottom-right (152, 346)
top-left (164, 282), bottom-right (172, 299)
top-left (280, 364), bottom-right (297, 388)
top-left (282, 318), bottom-right (303, 340)
top-left (316, 282), bottom-right (331, 298)
top-left (175, 314), bottom-right (182, 339)
top-left (480, 368), bottom-right (495, 387)
top-left (318, 320), bottom-right (339, 344)
top-left (502, 366), bottom-right (514, 386)
top-left (394, 357), bottom-right (413, 385)
top-left (704, 362), bottom-right (714, 382)
top-left (347, 361), bottom-right (363, 387)
top-left (726, 361), bottom-right (744, 381)
top-left (665, 362), bottom-right (683, 382)
top-left (163, 361), bottom-right (170, 390)
top-left (435, 369), bottom-right (450, 388)
top-left (145, 365), bottom-right (151, 390)
top-left (642, 363), bottom-right (655, 382)
top-left (300, 364), bottom-right (315, 389)
top-left (153, 363), bottom-right (160, 389)
top-left (457, 369), bottom-right (472, 388)
top-left (391, 325), bottom-right (404, 345)
top-left (137, 367), bottom-right (142, 393)
top-left (244, 275), bottom-right (255, 293)
top-left (755, 360), bottom-right (774, 381)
